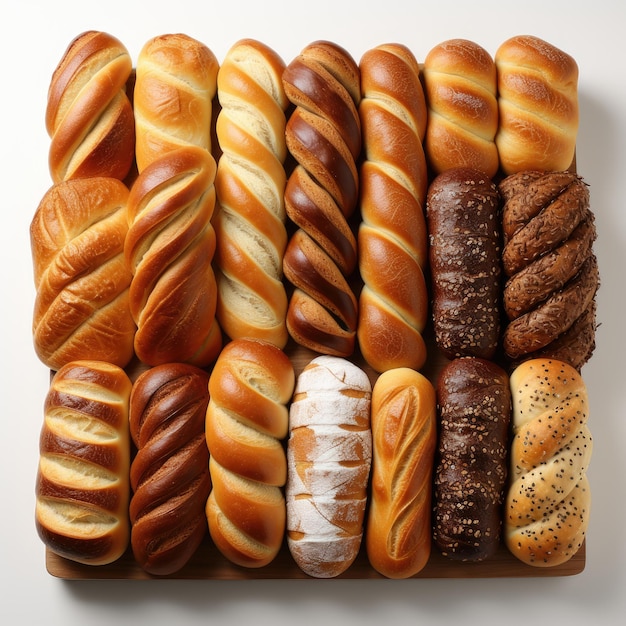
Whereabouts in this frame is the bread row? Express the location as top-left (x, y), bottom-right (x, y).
top-left (35, 349), bottom-right (592, 577)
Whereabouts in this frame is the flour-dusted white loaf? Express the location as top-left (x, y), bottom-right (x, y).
top-left (286, 355), bottom-right (372, 578)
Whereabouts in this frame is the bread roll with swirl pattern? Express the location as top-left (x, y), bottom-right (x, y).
top-left (133, 33), bottom-right (219, 172)
top-left (213, 39), bottom-right (290, 348)
top-left (282, 41), bottom-right (361, 357)
top-left (35, 360), bottom-right (132, 566)
top-left (125, 146), bottom-right (222, 367)
top-left (495, 35), bottom-right (579, 174)
top-left (423, 39), bottom-right (498, 177)
top-left (505, 358), bottom-right (592, 567)
top-left (366, 368), bottom-right (436, 578)
top-left (357, 44), bottom-right (429, 373)
top-left (206, 338), bottom-right (295, 568)
top-left (46, 30), bottom-right (135, 183)
top-left (30, 177), bottom-right (135, 371)
top-left (129, 363), bottom-right (211, 576)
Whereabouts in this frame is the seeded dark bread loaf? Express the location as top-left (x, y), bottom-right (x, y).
top-left (433, 357), bottom-right (511, 561)
top-left (129, 363), bottom-right (211, 576)
top-left (426, 168), bottom-right (502, 360)
top-left (505, 358), bottom-right (592, 567)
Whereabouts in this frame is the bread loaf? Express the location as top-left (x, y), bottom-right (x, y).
top-left (426, 168), bottom-right (502, 360)
top-left (213, 39), bottom-right (290, 348)
top-left (357, 44), bottom-right (429, 373)
top-left (286, 355), bottom-right (372, 578)
top-left (505, 358), bottom-right (592, 567)
top-left (495, 35), bottom-right (579, 174)
top-left (46, 30), bottom-right (135, 183)
top-left (125, 146), bottom-right (222, 367)
top-left (499, 171), bottom-right (598, 369)
top-left (433, 357), bottom-right (511, 561)
top-left (206, 338), bottom-right (295, 568)
top-left (129, 363), bottom-right (211, 575)
top-left (133, 33), bottom-right (219, 172)
top-left (30, 177), bottom-right (136, 371)
top-left (423, 39), bottom-right (499, 177)
top-left (282, 41), bottom-right (361, 356)
top-left (35, 360), bottom-right (132, 565)
top-left (366, 368), bottom-right (436, 578)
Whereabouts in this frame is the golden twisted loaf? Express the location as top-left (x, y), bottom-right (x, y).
top-left (125, 146), bottom-right (222, 367)
top-left (133, 33), bottom-right (219, 172)
top-left (46, 30), bottom-right (135, 183)
top-left (129, 363), bottom-right (211, 576)
top-left (205, 338), bottom-right (295, 568)
top-left (505, 358), bottom-right (592, 567)
top-left (495, 35), bottom-right (579, 175)
top-left (366, 368), bottom-right (437, 579)
top-left (357, 43), bottom-right (430, 373)
top-left (30, 176), bottom-right (136, 371)
top-left (35, 360), bottom-right (132, 566)
top-left (282, 41), bottom-right (361, 356)
top-left (422, 38), bottom-right (499, 178)
top-left (213, 39), bottom-right (290, 348)
top-left (499, 171), bottom-right (598, 369)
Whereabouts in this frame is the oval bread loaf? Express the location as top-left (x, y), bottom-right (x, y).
top-left (286, 355), bottom-right (372, 578)
top-left (35, 360), bottom-right (132, 566)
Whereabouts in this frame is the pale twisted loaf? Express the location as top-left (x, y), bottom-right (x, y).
top-left (213, 39), bottom-right (290, 348)
top-left (282, 41), bottom-right (361, 356)
top-left (30, 176), bottom-right (136, 371)
top-left (357, 43), bottom-right (429, 373)
top-left (129, 363), bottom-right (211, 576)
top-left (205, 338), bottom-right (295, 568)
top-left (35, 360), bottom-right (132, 566)
top-left (495, 35), bottom-right (579, 175)
top-left (423, 39), bottom-right (499, 177)
top-left (505, 358), bottom-right (592, 567)
top-left (125, 146), bottom-right (222, 367)
top-left (46, 30), bottom-right (135, 183)
top-left (133, 33), bottom-right (219, 172)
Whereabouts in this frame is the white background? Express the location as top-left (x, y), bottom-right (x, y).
top-left (2, 0), bottom-right (625, 624)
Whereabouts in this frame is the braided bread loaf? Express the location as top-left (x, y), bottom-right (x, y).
top-left (35, 360), bottom-right (132, 566)
top-left (125, 146), bottom-right (222, 367)
top-left (357, 44), bottom-right (429, 373)
top-left (205, 338), bottom-right (295, 568)
top-left (129, 363), bottom-right (211, 576)
top-left (499, 171), bottom-right (598, 370)
top-left (422, 39), bottom-right (498, 178)
top-left (30, 176), bottom-right (135, 371)
top-left (282, 41), bottom-right (361, 356)
top-left (213, 39), bottom-right (290, 348)
top-left (46, 30), bottom-right (135, 183)
top-left (505, 358), bottom-right (592, 567)
top-left (495, 35), bottom-right (579, 175)
top-left (133, 33), bottom-right (219, 172)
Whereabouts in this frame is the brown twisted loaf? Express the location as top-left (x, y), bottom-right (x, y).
top-left (35, 360), bottom-right (132, 566)
top-left (213, 39), bottom-right (290, 348)
top-left (125, 146), bottom-right (222, 367)
top-left (129, 363), bottom-right (211, 575)
top-left (505, 358), bottom-right (592, 567)
top-left (30, 177), bottom-right (136, 371)
top-left (433, 357), bottom-right (511, 562)
top-left (133, 33), bottom-right (219, 172)
top-left (495, 35), bottom-right (579, 175)
top-left (357, 43), bottom-right (430, 373)
top-left (366, 368), bottom-right (437, 578)
top-left (423, 39), bottom-right (499, 178)
top-left (205, 338), bottom-right (295, 568)
top-left (426, 167), bottom-right (502, 360)
top-left (499, 171), bottom-right (598, 369)
top-left (45, 30), bottom-right (135, 183)
top-left (282, 41), bottom-right (361, 357)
